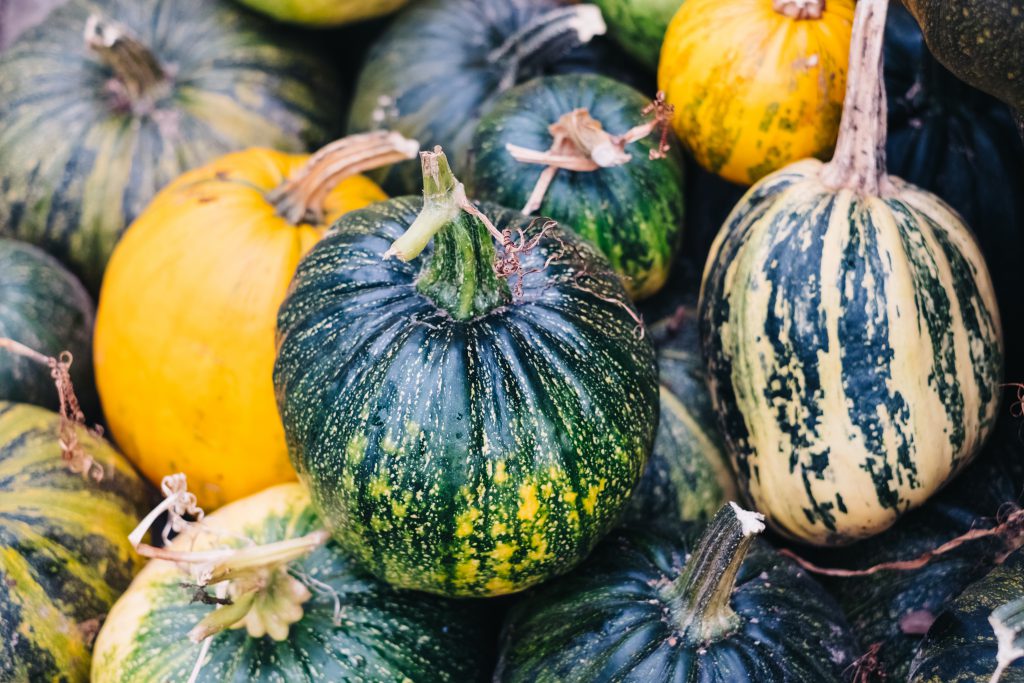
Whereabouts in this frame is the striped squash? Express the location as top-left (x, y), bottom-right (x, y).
top-left (592, 0), bottom-right (682, 69)
top-left (0, 239), bottom-right (97, 414)
top-left (233, 0), bottom-right (408, 26)
top-left (658, 0), bottom-right (854, 186)
top-left (0, 0), bottom-right (340, 291)
top-left (91, 483), bottom-right (492, 682)
top-left (466, 73), bottom-right (686, 300)
top-left (622, 304), bottom-right (736, 525)
top-left (95, 133), bottom-right (410, 509)
top-left (698, 0), bottom-right (1003, 545)
top-left (347, 0), bottom-right (609, 194)
top-left (274, 150), bottom-right (658, 597)
top-left (0, 402), bottom-right (151, 682)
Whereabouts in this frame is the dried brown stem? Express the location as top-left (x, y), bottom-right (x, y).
top-left (0, 338), bottom-right (103, 480)
top-left (507, 93), bottom-right (674, 215)
top-left (84, 14), bottom-right (170, 110)
top-left (772, 0), bottom-right (825, 20)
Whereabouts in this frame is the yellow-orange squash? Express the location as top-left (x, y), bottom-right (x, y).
top-left (95, 132), bottom-right (418, 508)
top-left (658, 0), bottom-right (854, 185)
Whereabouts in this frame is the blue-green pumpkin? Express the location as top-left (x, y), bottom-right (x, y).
top-left (0, 0), bottom-right (340, 290)
top-left (592, 0), bottom-right (682, 69)
top-left (274, 150), bottom-right (658, 597)
top-left (0, 402), bottom-right (152, 682)
top-left (495, 503), bottom-right (859, 681)
top-left (0, 238), bottom-right (97, 414)
top-left (467, 73), bottom-right (685, 300)
top-left (347, 0), bottom-right (610, 195)
top-left (699, 0), bottom-right (1003, 545)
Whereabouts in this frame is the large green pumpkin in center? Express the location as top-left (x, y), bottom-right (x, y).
top-left (0, 0), bottom-right (340, 290)
top-left (274, 150), bottom-right (658, 597)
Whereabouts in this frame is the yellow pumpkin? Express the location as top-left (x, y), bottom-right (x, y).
top-left (95, 132), bottom-right (418, 508)
top-left (658, 0), bottom-right (854, 185)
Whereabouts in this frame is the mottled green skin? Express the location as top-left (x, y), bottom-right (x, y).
top-left (0, 239), bottom-right (98, 415)
top-left (902, 0), bottom-right (1023, 115)
top-left (467, 74), bottom-right (686, 300)
top-left (622, 305), bottom-right (735, 526)
top-left (908, 549), bottom-right (1024, 682)
top-left (347, 0), bottom-right (608, 195)
top-left (495, 521), bottom-right (858, 681)
top-left (807, 415), bottom-right (1024, 680)
top-left (0, 402), bottom-right (152, 682)
top-left (93, 490), bottom-right (492, 682)
top-left (592, 0), bottom-right (682, 68)
top-left (0, 0), bottom-right (340, 290)
top-left (275, 198), bottom-right (658, 597)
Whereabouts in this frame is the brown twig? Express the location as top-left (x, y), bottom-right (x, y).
top-left (780, 506), bottom-right (1024, 577)
top-left (0, 338), bottom-right (104, 480)
top-left (846, 642), bottom-right (886, 683)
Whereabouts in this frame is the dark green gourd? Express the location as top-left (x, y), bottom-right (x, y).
top-left (908, 549), bottom-right (1024, 682)
top-left (495, 503), bottom-right (858, 681)
top-left (0, 239), bottom-right (97, 413)
top-left (274, 149), bottom-right (658, 597)
top-left (467, 73), bottom-right (685, 300)
top-left (348, 0), bottom-right (610, 194)
top-left (0, 0), bottom-right (340, 290)
top-left (622, 303), bottom-right (736, 526)
top-left (591, 0), bottom-right (682, 69)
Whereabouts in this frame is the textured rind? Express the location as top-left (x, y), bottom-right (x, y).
top-left (233, 0), bottom-right (408, 26)
top-left (591, 0), bottom-right (681, 69)
top-left (884, 2), bottom-right (1024, 380)
top-left (0, 0), bottom-right (340, 290)
top-left (347, 0), bottom-right (607, 194)
top-left (275, 198), bottom-right (658, 597)
top-left (658, 0), bottom-right (854, 186)
top-left (0, 402), bottom-right (151, 683)
top-left (495, 521), bottom-right (857, 682)
top-left (94, 148), bottom-right (385, 509)
top-left (622, 306), bottom-right (736, 526)
top-left (808, 415), bottom-right (1024, 680)
top-left (0, 239), bottom-right (97, 414)
top-left (907, 549), bottom-right (1024, 682)
top-left (91, 483), bottom-right (491, 683)
top-left (902, 0), bottom-right (1024, 113)
top-left (467, 73), bottom-right (686, 300)
top-left (699, 159), bottom-right (1004, 545)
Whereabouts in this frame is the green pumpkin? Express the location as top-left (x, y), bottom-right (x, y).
top-left (884, 2), bottom-right (1024, 379)
top-left (0, 0), bottom-right (340, 291)
top-left (0, 402), bottom-right (152, 682)
top-left (496, 503), bottom-right (858, 681)
top-left (907, 549), bottom-right (1024, 682)
top-left (592, 0), bottom-right (681, 68)
top-left (347, 0), bottom-right (610, 194)
top-left (467, 74), bottom-right (685, 300)
top-left (91, 483), bottom-right (493, 682)
top-left (807, 415), bottom-right (1024, 680)
top-left (622, 304), bottom-right (736, 526)
top-left (275, 150), bottom-right (658, 597)
top-left (699, 0), bottom-right (1003, 545)
top-left (0, 238), bottom-right (97, 414)
top-left (232, 0), bottom-right (408, 26)
top-left (901, 0), bottom-right (1023, 126)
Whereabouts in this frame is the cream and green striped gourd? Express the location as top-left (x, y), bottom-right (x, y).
top-left (699, 0), bottom-right (1003, 545)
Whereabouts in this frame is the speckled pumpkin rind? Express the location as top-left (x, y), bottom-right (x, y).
top-left (275, 199), bottom-right (658, 597)
top-left (0, 402), bottom-right (151, 683)
top-left (91, 483), bottom-right (491, 682)
top-left (658, 0), bottom-right (854, 185)
top-left (700, 159), bottom-right (1003, 545)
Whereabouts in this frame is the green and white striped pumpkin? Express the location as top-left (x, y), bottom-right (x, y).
top-left (0, 402), bottom-right (151, 682)
top-left (0, 0), bottom-right (339, 290)
top-left (698, 0), bottom-right (1003, 545)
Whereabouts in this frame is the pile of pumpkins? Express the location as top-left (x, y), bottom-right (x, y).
top-left (0, 0), bottom-right (1022, 680)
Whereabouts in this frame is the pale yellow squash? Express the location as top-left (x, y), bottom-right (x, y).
top-left (95, 133), bottom-right (418, 508)
top-left (658, 0), bottom-right (854, 185)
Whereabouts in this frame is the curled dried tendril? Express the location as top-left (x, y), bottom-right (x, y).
top-left (846, 642), bottom-right (885, 683)
top-left (0, 339), bottom-right (104, 480)
top-left (128, 472), bottom-right (206, 549)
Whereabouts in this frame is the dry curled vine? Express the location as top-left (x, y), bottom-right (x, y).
top-left (0, 338), bottom-right (104, 480)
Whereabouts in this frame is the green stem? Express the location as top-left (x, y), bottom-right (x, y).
top-left (667, 502), bottom-right (765, 643)
top-left (386, 148), bottom-right (511, 320)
